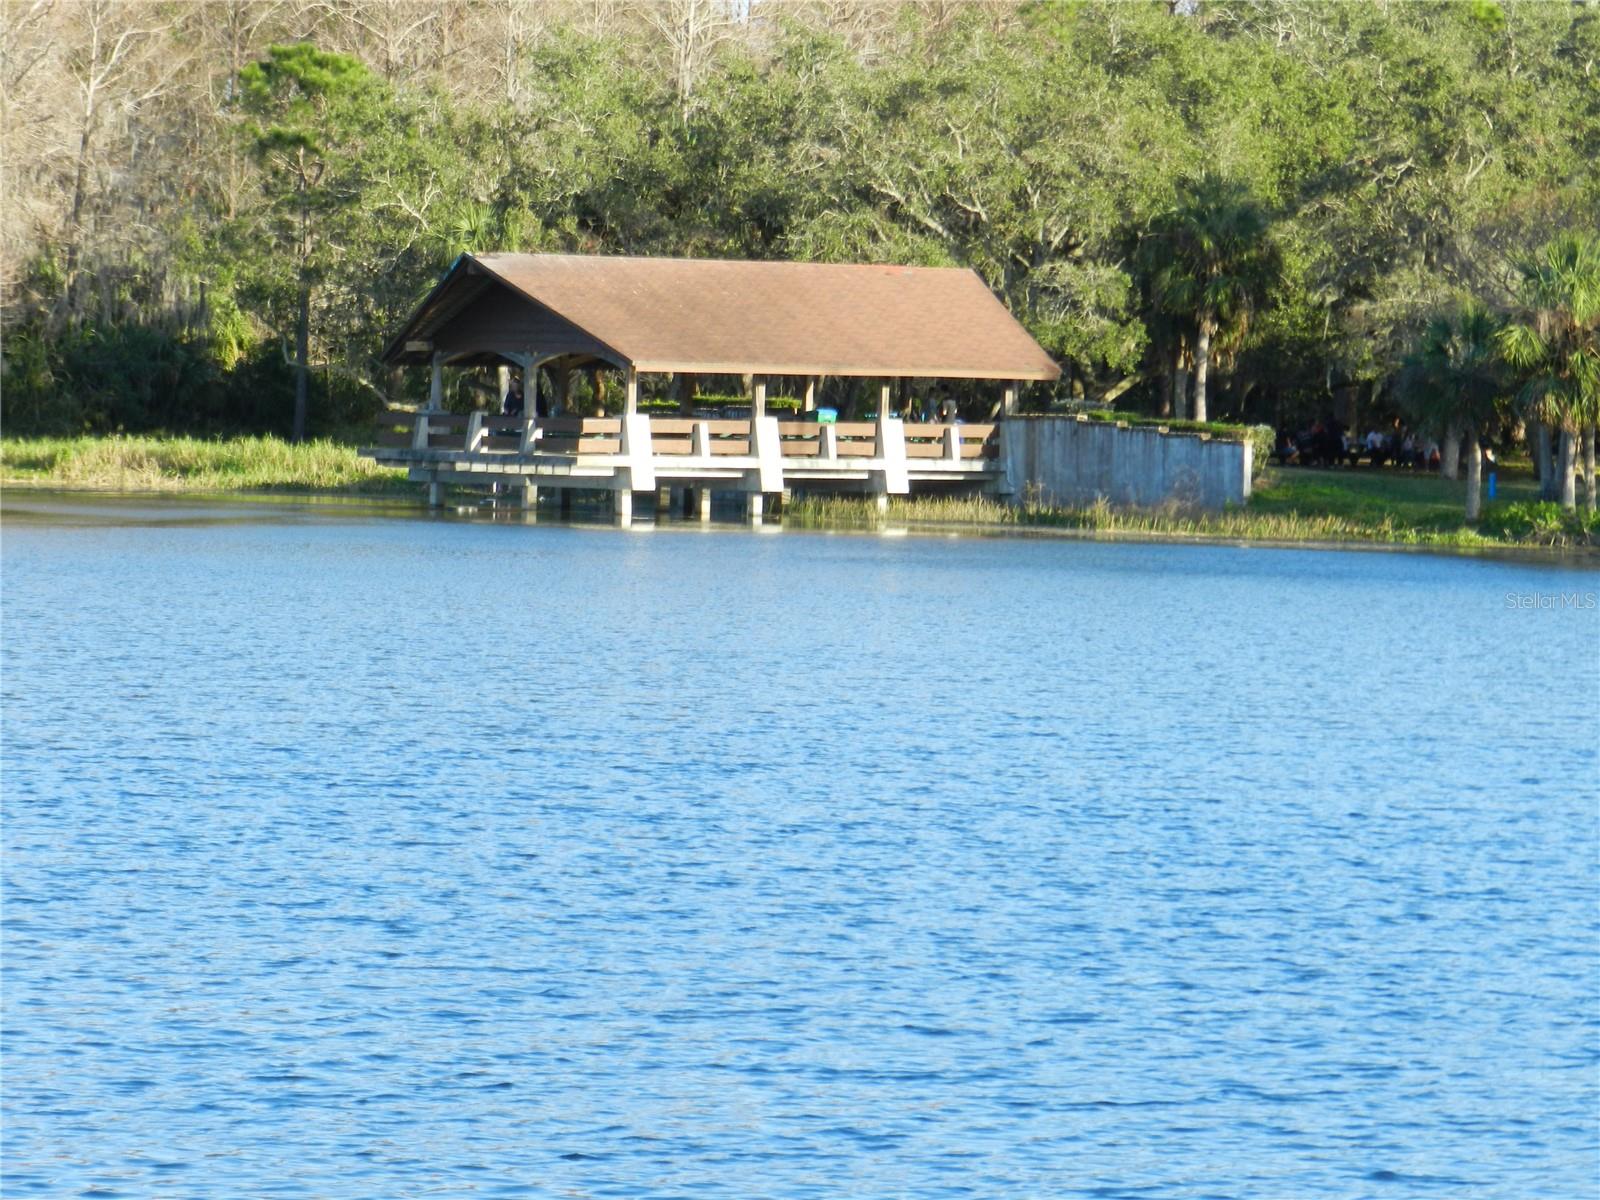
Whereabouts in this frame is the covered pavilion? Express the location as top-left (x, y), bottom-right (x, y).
top-left (372, 252), bottom-right (1060, 519)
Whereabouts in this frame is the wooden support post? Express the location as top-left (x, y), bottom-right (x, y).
top-left (625, 365), bottom-right (639, 416)
top-left (753, 376), bottom-right (766, 419)
top-left (804, 377), bottom-right (817, 413)
top-left (879, 380), bottom-right (891, 419)
top-left (697, 487), bottom-right (712, 522)
top-left (679, 372), bottom-right (697, 416)
top-left (615, 487), bottom-right (633, 526)
top-left (747, 491), bottom-right (764, 522)
top-left (524, 356), bottom-right (537, 416)
top-left (1002, 381), bottom-right (1018, 416)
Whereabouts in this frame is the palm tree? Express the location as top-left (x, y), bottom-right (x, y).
top-left (1499, 232), bottom-right (1600, 512)
top-left (1397, 303), bottom-right (1504, 521)
top-left (1143, 174), bottom-right (1281, 423)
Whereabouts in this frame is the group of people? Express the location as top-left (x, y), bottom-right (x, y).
top-left (1358, 423), bottom-right (1443, 470)
top-left (1274, 417), bottom-right (1475, 471)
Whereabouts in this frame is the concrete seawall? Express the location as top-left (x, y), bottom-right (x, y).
top-left (1000, 416), bottom-right (1253, 511)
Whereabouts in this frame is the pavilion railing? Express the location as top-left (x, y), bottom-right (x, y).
top-left (373, 411), bottom-right (996, 462)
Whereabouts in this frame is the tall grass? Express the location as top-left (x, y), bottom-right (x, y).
top-left (1, 435), bottom-right (410, 493)
top-left (785, 476), bottom-right (1596, 550)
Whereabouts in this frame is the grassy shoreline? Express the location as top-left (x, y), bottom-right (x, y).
top-left (786, 492), bottom-right (1598, 554)
top-left (4, 435), bottom-right (1596, 553)
top-left (0, 434), bottom-right (412, 494)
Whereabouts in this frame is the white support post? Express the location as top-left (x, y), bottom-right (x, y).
top-left (615, 486), bottom-right (633, 526)
top-left (820, 425), bottom-right (838, 460)
top-left (497, 364), bottom-right (510, 408)
top-left (697, 487), bottom-right (712, 522)
top-left (620, 411), bottom-right (655, 493)
top-left (692, 420), bottom-right (712, 458)
top-left (751, 413), bottom-right (784, 494)
top-left (625, 366), bottom-right (639, 415)
top-left (876, 380), bottom-right (909, 497)
top-left (804, 377), bottom-right (817, 413)
top-left (746, 491), bottom-right (764, 523)
top-left (465, 411), bottom-right (484, 454)
top-left (1002, 381), bottom-right (1018, 417)
top-left (428, 480), bottom-right (443, 507)
top-left (753, 376), bottom-right (766, 418)
top-left (524, 356), bottom-right (537, 415)
top-left (522, 480), bottom-right (538, 510)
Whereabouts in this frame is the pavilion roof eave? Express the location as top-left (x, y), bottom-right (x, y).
top-left (630, 360), bottom-right (1058, 381)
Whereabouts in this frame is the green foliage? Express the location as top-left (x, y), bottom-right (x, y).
top-left (1144, 174), bottom-right (1280, 336)
top-left (0, 324), bottom-right (376, 439)
top-left (9, 3), bottom-right (1599, 445)
top-left (1477, 500), bottom-right (1600, 546)
top-left (1395, 301), bottom-right (1506, 437)
top-left (1241, 424), bottom-right (1275, 481)
top-left (1498, 231), bottom-right (1600, 433)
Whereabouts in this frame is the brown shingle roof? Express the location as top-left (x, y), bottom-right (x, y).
top-left (388, 253), bottom-right (1060, 381)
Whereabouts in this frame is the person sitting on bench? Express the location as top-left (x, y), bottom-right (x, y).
top-left (503, 378), bottom-right (524, 418)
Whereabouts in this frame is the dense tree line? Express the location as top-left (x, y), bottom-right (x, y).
top-left (3, 0), bottom-right (1596, 495)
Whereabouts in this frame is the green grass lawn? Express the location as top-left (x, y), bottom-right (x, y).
top-left (1250, 464), bottom-right (1541, 533)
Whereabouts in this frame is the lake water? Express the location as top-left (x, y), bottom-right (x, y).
top-left (3, 493), bottom-right (1597, 1199)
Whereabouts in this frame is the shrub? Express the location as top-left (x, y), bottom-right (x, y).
top-left (1477, 501), bottom-right (1600, 546)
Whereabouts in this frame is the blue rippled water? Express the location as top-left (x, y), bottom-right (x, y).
top-left (3, 495), bottom-right (1597, 1198)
